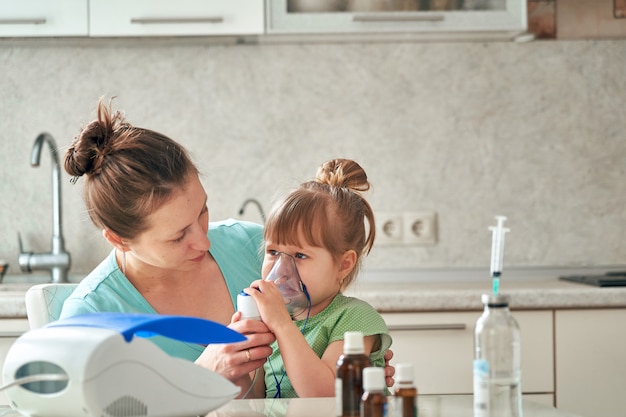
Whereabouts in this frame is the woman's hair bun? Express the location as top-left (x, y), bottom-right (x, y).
top-left (315, 158), bottom-right (370, 193)
top-left (64, 98), bottom-right (129, 178)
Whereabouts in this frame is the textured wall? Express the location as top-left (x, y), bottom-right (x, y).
top-left (1, 38), bottom-right (625, 277)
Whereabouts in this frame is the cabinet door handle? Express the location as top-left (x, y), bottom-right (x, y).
top-left (387, 323), bottom-right (467, 331)
top-left (0, 332), bottom-right (24, 337)
top-left (0, 18), bottom-right (47, 25)
top-left (130, 17), bottom-right (224, 25)
top-left (352, 14), bottom-right (445, 23)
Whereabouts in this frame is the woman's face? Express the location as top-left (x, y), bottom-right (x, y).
top-left (127, 173), bottom-right (210, 272)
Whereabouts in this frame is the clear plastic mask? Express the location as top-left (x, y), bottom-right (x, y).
top-left (264, 252), bottom-right (310, 318)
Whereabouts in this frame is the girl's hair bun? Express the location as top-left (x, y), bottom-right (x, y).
top-left (315, 158), bottom-right (370, 193)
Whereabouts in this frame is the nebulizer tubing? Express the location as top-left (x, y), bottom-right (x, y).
top-left (489, 216), bottom-right (510, 296)
top-left (242, 368), bottom-right (260, 399)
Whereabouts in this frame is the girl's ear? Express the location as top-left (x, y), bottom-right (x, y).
top-left (102, 229), bottom-right (129, 251)
top-left (338, 250), bottom-right (357, 281)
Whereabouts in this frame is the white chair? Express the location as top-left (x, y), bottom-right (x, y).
top-left (24, 283), bottom-right (78, 329)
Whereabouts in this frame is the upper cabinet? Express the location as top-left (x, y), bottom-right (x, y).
top-left (0, 0), bottom-right (264, 38)
top-left (266, 0), bottom-right (528, 40)
top-left (0, 0), bottom-right (526, 40)
top-left (90, 0), bottom-right (264, 37)
top-left (0, 0), bottom-right (88, 37)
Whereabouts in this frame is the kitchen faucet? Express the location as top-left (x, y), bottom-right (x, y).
top-left (238, 198), bottom-right (266, 223)
top-left (18, 133), bottom-right (71, 283)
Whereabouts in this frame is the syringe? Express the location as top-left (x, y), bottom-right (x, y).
top-left (488, 216), bottom-right (510, 295)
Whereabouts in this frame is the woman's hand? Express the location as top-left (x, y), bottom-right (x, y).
top-left (195, 313), bottom-right (274, 384)
top-left (383, 348), bottom-right (395, 388)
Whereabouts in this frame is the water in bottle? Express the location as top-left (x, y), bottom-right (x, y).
top-left (473, 293), bottom-right (522, 417)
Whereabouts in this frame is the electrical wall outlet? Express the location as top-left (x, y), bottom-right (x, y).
top-left (375, 212), bottom-right (403, 246)
top-left (403, 211), bottom-right (438, 245)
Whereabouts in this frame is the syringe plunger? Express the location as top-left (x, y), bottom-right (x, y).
top-left (488, 216), bottom-right (510, 295)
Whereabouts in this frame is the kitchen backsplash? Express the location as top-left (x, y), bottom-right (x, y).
top-left (1, 38), bottom-right (625, 276)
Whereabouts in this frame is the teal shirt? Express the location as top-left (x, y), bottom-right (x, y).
top-left (263, 293), bottom-right (392, 398)
top-left (59, 219), bottom-right (264, 361)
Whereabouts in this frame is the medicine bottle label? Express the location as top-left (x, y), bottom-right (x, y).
top-left (393, 395), bottom-right (417, 417)
top-left (473, 359), bottom-right (490, 417)
top-left (335, 378), bottom-right (343, 416)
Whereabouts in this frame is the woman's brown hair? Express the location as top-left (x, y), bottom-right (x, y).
top-left (64, 98), bottom-right (197, 239)
top-left (264, 158), bottom-right (376, 290)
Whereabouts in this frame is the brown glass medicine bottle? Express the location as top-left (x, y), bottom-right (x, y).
top-left (336, 331), bottom-right (372, 417)
top-left (393, 363), bottom-right (418, 417)
top-left (361, 367), bottom-right (388, 417)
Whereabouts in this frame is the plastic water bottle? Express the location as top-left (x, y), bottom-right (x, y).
top-left (336, 331), bottom-right (372, 417)
top-left (361, 367), bottom-right (388, 417)
top-left (473, 293), bottom-right (522, 417)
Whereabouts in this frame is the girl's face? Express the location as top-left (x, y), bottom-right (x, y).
top-left (262, 237), bottom-right (353, 317)
top-left (126, 173), bottom-right (210, 273)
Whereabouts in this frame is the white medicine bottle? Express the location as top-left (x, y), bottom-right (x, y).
top-left (473, 293), bottom-right (522, 417)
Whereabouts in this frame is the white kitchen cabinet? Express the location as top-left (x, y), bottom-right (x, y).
top-left (0, 319), bottom-right (29, 406)
top-left (89, 0), bottom-right (264, 37)
top-left (266, 0), bottom-right (527, 38)
top-left (555, 309), bottom-right (626, 417)
top-left (381, 310), bottom-right (554, 403)
top-left (0, 0), bottom-right (263, 38)
top-left (0, 0), bottom-right (88, 37)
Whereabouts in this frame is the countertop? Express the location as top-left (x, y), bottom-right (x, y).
top-left (1, 278), bottom-right (626, 319)
top-left (345, 279), bottom-right (626, 312)
top-left (0, 396), bottom-right (584, 417)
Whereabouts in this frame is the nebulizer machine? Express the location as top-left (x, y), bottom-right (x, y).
top-left (237, 252), bottom-right (311, 320)
top-left (1, 314), bottom-right (245, 417)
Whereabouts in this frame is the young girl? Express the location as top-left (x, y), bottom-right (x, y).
top-left (243, 158), bottom-right (392, 398)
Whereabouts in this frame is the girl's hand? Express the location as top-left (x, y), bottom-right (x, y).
top-left (244, 279), bottom-right (293, 333)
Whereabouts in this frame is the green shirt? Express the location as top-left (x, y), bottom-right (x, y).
top-left (263, 293), bottom-right (392, 398)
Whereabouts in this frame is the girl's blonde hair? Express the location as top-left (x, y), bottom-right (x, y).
top-left (264, 158), bottom-right (376, 290)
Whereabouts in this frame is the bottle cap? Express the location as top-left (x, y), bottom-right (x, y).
top-left (481, 293), bottom-right (510, 307)
top-left (343, 331), bottom-right (365, 354)
top-left (396, 363), bottom-right (414, 383)
top-left (363, 367), bottom-right (385, 391)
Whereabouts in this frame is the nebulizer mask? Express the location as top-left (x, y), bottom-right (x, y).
top-left (237, 252), bottom-right (311, 320)
top-left (265, 252), bottom-right (311, 319)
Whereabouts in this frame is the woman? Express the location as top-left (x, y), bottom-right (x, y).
top-left (60, 98), bottom-right (394, 396)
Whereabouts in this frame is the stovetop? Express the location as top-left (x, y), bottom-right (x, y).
top-left (560, 271), bottom-right (626, 287)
